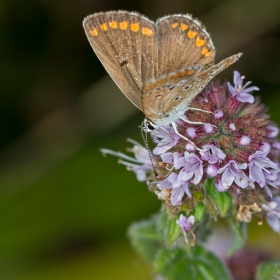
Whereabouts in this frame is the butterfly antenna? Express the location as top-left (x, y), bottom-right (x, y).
top-left (140, 123), bottom-right (159, 178)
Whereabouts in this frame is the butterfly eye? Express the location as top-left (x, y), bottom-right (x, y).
top-left (147, 122), bottom-right (155, 130)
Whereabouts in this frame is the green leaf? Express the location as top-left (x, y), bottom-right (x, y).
top-left (256, 260), bottom-right (280, 280)
top-left (227, 216), bottom-right (247, 256)
top-left (205, 179), bottom-right (232, 217)
top-left (154, 245), bottom-right (231, 280)
top-left (128, 216), bottom-right (162, 262)
top-left (192, 202), bottom-right (205, 222)
top-left (157, 208), bottom-right (181, 247)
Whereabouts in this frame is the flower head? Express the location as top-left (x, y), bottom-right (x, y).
top-left (101, 71), bottom-right (280, 234)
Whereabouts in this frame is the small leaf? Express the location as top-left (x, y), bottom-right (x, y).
top-left (227, 215), bottom-right (247, 256)
top-left (154, 245), bottom-right (231, 280)
top-left (128, 216), bottom-right (162, 262)
top-left (192, 202), bottom-right (205, 222)
top-left (256, 260), bottom-right (280, 280)
top-left (157, 208), bottom-right (181, 247)
top-left (205, 178), bottom-right (232, 217)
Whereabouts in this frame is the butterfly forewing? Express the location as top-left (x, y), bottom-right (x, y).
top-left (83, 11), bottom-right (158, 110)
top-left (156, 15), bottom-right (216, 76)
top-left (162, 53), bottom-right (243, 116)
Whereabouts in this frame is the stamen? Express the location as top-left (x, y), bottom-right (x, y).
top-left (147, 180), bottom-right (164, 186)
top-left (126, 138), bottom-right (141, 146)
top-left (164, 166), bottom-right (175, 177)
top-left (243, 81), bottom-right (252, 88)
top-left (100, 148), bottom-right (141, 163)
top-left (251, 159), bottom-right (271, 174)
top-left (118, 160), bottom-right (141, 168)
top-left (186, 107), bottom-right (213, 114)
top-left (180, 115), bottom-right (215, 126)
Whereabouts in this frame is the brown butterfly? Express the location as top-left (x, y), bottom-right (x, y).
top-left (83, 11), bottom-right (241, 142)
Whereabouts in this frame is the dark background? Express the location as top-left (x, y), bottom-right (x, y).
top-left (1, 0), bottom-right (280, 279)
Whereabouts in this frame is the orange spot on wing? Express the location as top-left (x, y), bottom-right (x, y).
top-left (174, 70), bottom-right (195, 77)
top-left (180, 23), bottom-right (188, 31)
top-left (163, 69), bottom-right (196, 81)
top-left (109, 21), bottom-right (118, 29)
top-left (100, 23), bottom-right (108, 31)
top-left (201, 47), bottom-right (208, 55)
top-left (172, 23), bottom-right (179, 29)
top-left (90, 28), bottom-right (98, 36)
top-left (187, 30), bottom-right (197, 39)
top-left (201, 47), bottom-right (212, 57)
top-left (142, 27), bottom-right (153, 36)
top-left (130, 23), bottom-right (140, 32)
top-left (195, 37), bottom-right (206, 47)
top-left (204, 51), bottom-right (213, 57)
top-left (120, 21), bottom-right (129, 30)
top-left (183, 70), bottom-right (195, 75)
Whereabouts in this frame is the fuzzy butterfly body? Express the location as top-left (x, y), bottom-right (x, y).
top-left (83, 10), bottom-right (241, 131)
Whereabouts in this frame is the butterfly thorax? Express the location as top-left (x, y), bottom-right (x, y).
top-left (143, 105), bottom-right (188, 132)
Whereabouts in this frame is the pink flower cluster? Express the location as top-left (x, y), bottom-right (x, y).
top-left (101, 71), bottom-right (280, 234)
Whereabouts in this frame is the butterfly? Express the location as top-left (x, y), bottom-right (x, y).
top-left (83, 11), bottom-right (241, 143)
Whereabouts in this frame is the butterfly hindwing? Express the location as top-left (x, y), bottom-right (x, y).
top-left (83, 11), bottom-right (158, 110)
top-left (162, 53), bottom-right (243, 116)
top-left (142, 65), bottom-right (202, 121)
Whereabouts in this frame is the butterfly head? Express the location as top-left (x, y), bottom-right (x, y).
top-left (142, 118), bottom-right (156, 132)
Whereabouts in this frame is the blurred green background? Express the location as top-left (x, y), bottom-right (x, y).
top-left (1, 0), bottom-right (280, 279)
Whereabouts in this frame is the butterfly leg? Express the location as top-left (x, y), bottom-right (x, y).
top-left (186, 107), bottom-right (213, 114)
top-left (180, 115), bottom-right (217, 128)
top-left (171, 121), bottom-right (203, 151)
top-left (179, 116), bottom-right (216, 127)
